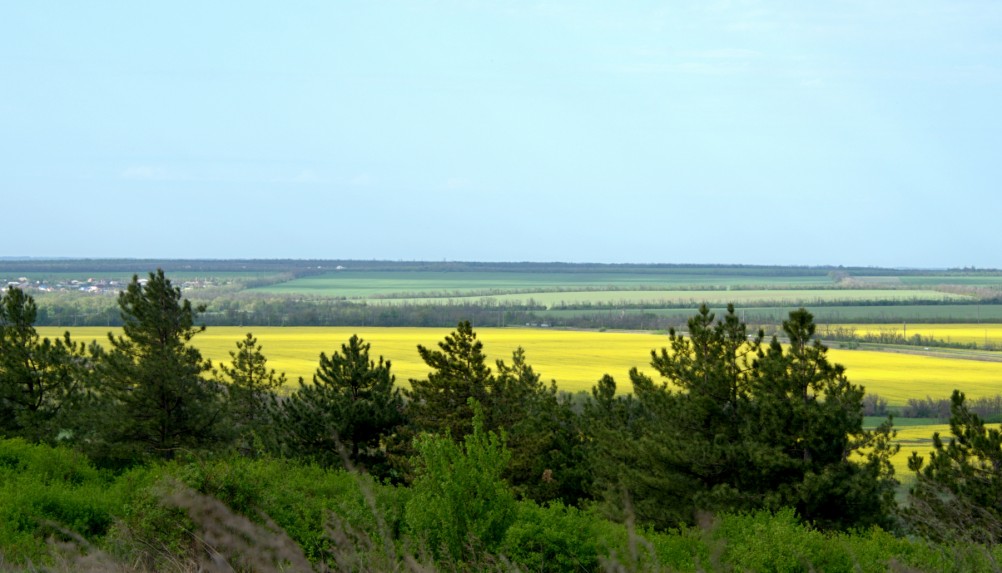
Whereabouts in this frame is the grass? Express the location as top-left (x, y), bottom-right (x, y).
top-left (897, 275), bottom-right (1002, 286)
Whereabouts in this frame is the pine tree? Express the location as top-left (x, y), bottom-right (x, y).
top-left (591, 305), bottom-right (897, 530)
top-left (0, 286), bottom-right (88, 443)
top-left (278, 334), bottom-right (404, 473)
top-left (98, 270), bottom-right (224, 461)
top-left (490, 347), bottom-right (590, 504)
top-left (906, 390), bottom-right (1002, 544)
top-left (592, 305), bottom-right (758, 528)
top-left (216, 333), bottom-right (286, 456)
top-left (746, 308), bottom-right (898, 530)
top-left (407, 321), bottom-right (492, 440)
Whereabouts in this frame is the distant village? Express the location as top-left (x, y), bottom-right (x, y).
top-left (3, 276), bottom-right (221, 296)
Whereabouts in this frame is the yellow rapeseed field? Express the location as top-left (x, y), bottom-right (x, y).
top-left (38, 326), bottom-right (1002, 479)
top-left (37, 327), bottom-right (664, 393)
top-left (887, 424), bottom-right (947, 478)
top-left (825, 348), bottom-right (1002, 405)
top-left (826, 323), bottom-right (1002, 347)
top-left (38, 326), bottom-right (1002, 405)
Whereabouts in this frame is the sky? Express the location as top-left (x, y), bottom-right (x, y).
top-left (2, 1), bottom-right (1000, 268)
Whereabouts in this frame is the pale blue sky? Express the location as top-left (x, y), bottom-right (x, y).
top-left (3, 1), bottom-right (1000, 267)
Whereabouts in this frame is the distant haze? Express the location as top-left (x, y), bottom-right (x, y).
top-left (2, 2), bottom-right (1000, 267)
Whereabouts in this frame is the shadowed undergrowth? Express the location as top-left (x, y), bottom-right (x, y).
top-left (3, 439), bottom-right (1002, 572)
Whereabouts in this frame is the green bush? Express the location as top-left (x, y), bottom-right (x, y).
top-left (107, 455), bottom-right (406, 567)
top-left (8, 437), bottom-right (1002, 572)
top-left (0, 438), bottom-right (118, 564)
top-left (405, 403), bottom-right (516, 561)
top-left (502, 501), bottom-right (602, 572)
top-left (102, 465), bottom-right (196, 568)
top-left (685, 509), bottom-right (1002, 573)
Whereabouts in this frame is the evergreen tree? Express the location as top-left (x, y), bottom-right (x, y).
top-left (592, 305), bottom-right (758, 528)
top-left (216, 333), bottom-right (286, 456)
top-left (407, 321), bottom-right (492, 440)
top-left (906, 390), bottom-right (1002, 544)
top-left (490, 347), bottom-right (591, 504)
top-left (591, 305), bottom-right (897, 531)
top-left (0, 287), bottom-right (89, 443)
top-left (97, 270), bottom-right (224, 461)
top-left (278, 334), bottom-right (404, 474)
top-left (746, 309), bottom-right (898, 530)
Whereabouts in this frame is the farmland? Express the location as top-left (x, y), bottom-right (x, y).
top-left (42, 323), bottom-right (1002, 481)
top-left (357, 288), bottom-right (966, 308)
top-left (16, 261), bottom-right (1002, 554)
top-left (6, 260), bottom-right (1001, 329)
top-left (41, 326), bottom-right (1002, 405)
top-left (19, 260), bottom-right (1002, 441)
top-left (250, 269), bottom-right (840, 297)
top-left (827, 323), bottom-right (1002, 347)
top-left (545, 304), bottom-right (1002, 324)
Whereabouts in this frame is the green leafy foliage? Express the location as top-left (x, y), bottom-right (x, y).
top-left (4, 437), bottom-right (1002, 571)
top-left (744, 308), bottom-right (899, 530)
top-left (405, 401), bottom-right (516, 561)
top-left (491, 347), bottom-right (592, 505)
top-left (406, 324), bottom-right (590, 504)
top-left (0, 438), bottom-right (119, 563)
top-left (501, 501), bottom-right (605, 572)
top-left (591, 305), bottom-right (759, 528)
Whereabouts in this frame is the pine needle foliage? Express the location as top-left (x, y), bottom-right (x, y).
top-left (407, 321), bottom-right (491, 440)
top-left (906, 389), bottom-right (1002, 545)
top-left (96, 270), bottom-right (225, 461)
top-left (591, 305), bottom-right (898, 531)
top-left (0, 287), bottom-right (89, 444)
top-left (216, 333), bottom-right (286, 456)
top-left (278, 334), bottom-right (404, 473)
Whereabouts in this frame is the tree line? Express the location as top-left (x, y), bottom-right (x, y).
top-left (2, 271), bottom-right (1001, 548)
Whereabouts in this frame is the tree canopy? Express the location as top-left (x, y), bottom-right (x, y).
top-left (96, 270), bottom-right (224, 461)
top-left (591, 305), bottom-right (897, 530)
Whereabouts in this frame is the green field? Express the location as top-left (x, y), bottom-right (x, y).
top-left (11, 261), bottom-right (1002, 331)
top-left (896, 276), bottom-right (1002, 287)
top-left (542, 304), bottom-right (1002, 324)
top-left (251, 270), bottom-right (974, 312)
top-left (252, 270), bottom-right (839, 297)
top-left (358, 289), bottom-right (966, 308)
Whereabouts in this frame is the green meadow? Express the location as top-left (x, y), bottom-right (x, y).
top-left (251, 270), bottom-right (839, 297)
top-left (363, 289), bottom-right (967, 308)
